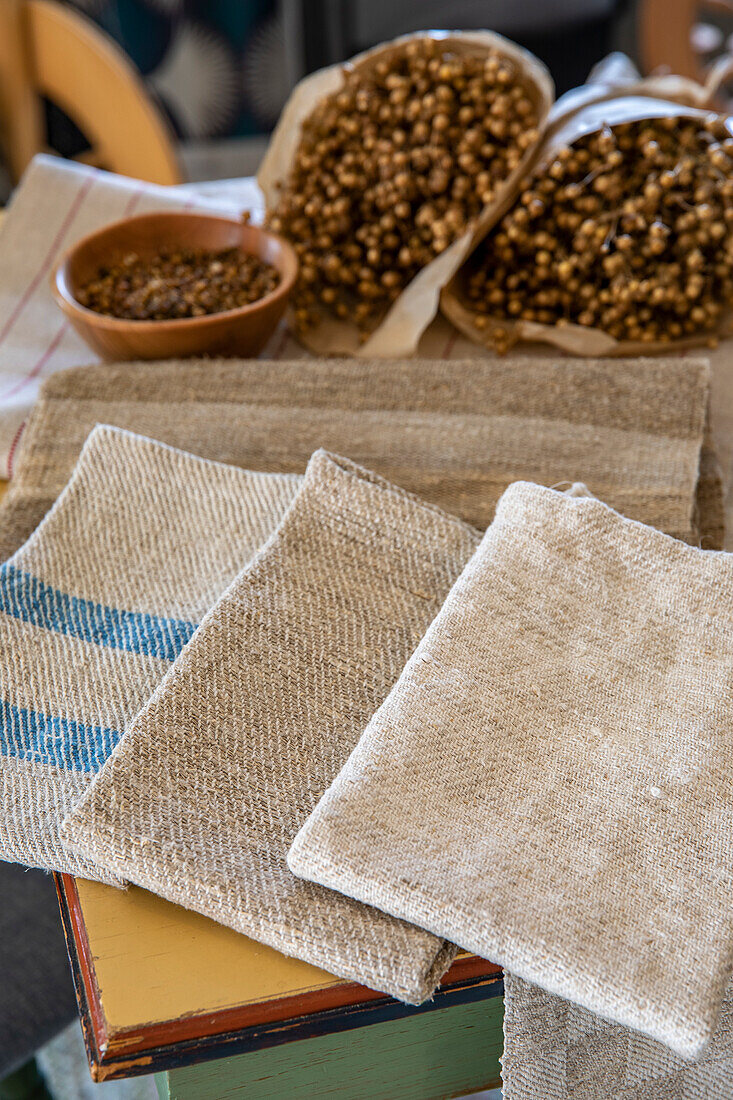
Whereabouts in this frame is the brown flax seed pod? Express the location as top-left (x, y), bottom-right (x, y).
top-left (443, 98), bottom-right (733, 356)
top-left (259, 32), bottom-right (552, 354)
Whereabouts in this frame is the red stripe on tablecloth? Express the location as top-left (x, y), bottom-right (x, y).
top-left (122, 184), bottom-right (147, 217)
top-left (0, 180), bottom-right (147, 407)
top-left (0, 174), bottom-right (95, 350)
top-left (2, 321), bottom-right (69, 404)
top-left (6, 418), bottom-right (27, 478)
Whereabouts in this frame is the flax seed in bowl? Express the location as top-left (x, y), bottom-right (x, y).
top-left (77, 247), bottom-right (281, 321)
top-left (52, 212), bottom-right (298, 360)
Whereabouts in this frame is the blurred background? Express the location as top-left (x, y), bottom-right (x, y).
top-left (1, 0), bottom-right (733, 202)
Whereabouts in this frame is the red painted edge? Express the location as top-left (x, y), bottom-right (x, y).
top-left (6, 419), bottom-right (27, 479)
top-left (57, 874), bottom-right (110, 1059)
top-left (57, 873), bottom-right (502, 1064)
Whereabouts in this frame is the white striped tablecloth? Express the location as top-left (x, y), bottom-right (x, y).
top-left (0, 156), bottom-right (265, 479)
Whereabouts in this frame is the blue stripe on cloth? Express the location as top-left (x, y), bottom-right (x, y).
top-left (0, 563), bottom-right (197, 661)
top-left (0, 699), bottom-right (122, 772)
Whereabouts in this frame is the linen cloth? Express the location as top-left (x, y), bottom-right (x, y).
top-left (289, 481), bottom-right (733, 1059)
top-left (0, 155), bottom-right (261, 479)
top-left (62, 451), bottom-right (480, 1003)
top-left (0, 355), bottom-right (721, 563)
top-left (0, 425), bottom-right (299, 880)
top-left (502, 972), bottom-right (733, 1100)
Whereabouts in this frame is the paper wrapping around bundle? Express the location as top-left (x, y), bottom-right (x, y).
top-left (0, 426), bottom-right (300, 879)
top-left (502, 973), bottom-right (733, 1100)
top-left (62, 451), bottom-right (481, 1003)
top-left (0, 356), bottom-right (721, 562)
top-left (258, 30), bottom-right (553, 357)
top-left (441, 58), bottom-right (733, 357)
top-left (289, 482), bottom-right (733, 1059)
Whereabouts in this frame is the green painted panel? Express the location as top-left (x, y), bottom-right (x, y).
top-left (154, 1075), bottom-right (170, 1100)
top-left (161, 996), bottom-right (504, 1100)
top-left (0, 1060), bottom-right (54, 1100)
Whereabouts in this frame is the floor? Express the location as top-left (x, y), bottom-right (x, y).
top-left (36, 1021), bottom-right (503, 1098)
top-left (36, 1024), bottom-right (156, 1099)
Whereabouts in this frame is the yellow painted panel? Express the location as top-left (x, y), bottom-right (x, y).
top-left (75, 878), bottom-right (342, 1032)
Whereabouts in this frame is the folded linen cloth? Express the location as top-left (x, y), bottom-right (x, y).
top-left (62, 450), bottom-right (480, 1002)
top-left (289, 481), bottom-right (733, 1059)
top-left (502, 972), bottom-right (733, 1100)
top-left (0, 425), bottom-right (299, 880)
top-left (0, 355), bottom-right (721, 562)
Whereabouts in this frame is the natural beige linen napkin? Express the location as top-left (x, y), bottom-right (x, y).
top-left (62, 450), bottom-right (480, 1002)
top-left (0, 356), bottom-right (721, 562)
top-left (502, 973), bottom-right (733, 1100)
top-left (289, 480), bottom-right (733, 1059)
top-left (0, 425), bottom-right (299, 880)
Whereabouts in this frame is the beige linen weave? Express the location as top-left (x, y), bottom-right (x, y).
top-left (289, 481), bottom-right (733, 1059)
top-left (502, 972), bottom-right (733, 1100)
top-left (0, 426), bottom-right (299, 880)
top-left (62, 450), bottom-right (480, 1002)
top-left (0, 356), bottom-right (721, 561)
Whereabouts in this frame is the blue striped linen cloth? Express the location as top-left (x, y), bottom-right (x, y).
top-left (0, 425), bottom-right (300, 882)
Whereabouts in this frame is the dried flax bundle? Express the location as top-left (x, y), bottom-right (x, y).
top-left (259, 31), bottom-right (552, 356)
top-left (443, 93), bottom-right (733, 357)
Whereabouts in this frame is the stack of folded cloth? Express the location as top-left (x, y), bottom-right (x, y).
top-left (1, 354), bottom-right (731, 1096)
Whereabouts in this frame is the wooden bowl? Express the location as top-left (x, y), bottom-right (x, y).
top-left (52, 212), bottom-right (298, 360)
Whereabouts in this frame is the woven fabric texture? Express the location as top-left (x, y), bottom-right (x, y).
top-left (0, 426), bottom-right (300, 880)
top-left (0, 356), bottom-right (721, 563)
top-left (289, 482), bottom-right (733, 1059)
top-left (62, 451), bottom-right (480, 1003)
top-left (502, 972), bottom-right (733, 1100)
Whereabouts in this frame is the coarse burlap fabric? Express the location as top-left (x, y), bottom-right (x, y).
top-left (62, 450), bottom-right (480, 1003)
top-left (0, 425), bottom-right (299, 880)
top-left (0, 356), bottom-right (722, 563)
top-left (502, 972), bottom-right (733, 1100)
top-left (288, 481), bottom-right (733, 1059)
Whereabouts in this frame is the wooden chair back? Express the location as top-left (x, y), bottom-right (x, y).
top-left (0, 0), bottom-right (182, 185)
